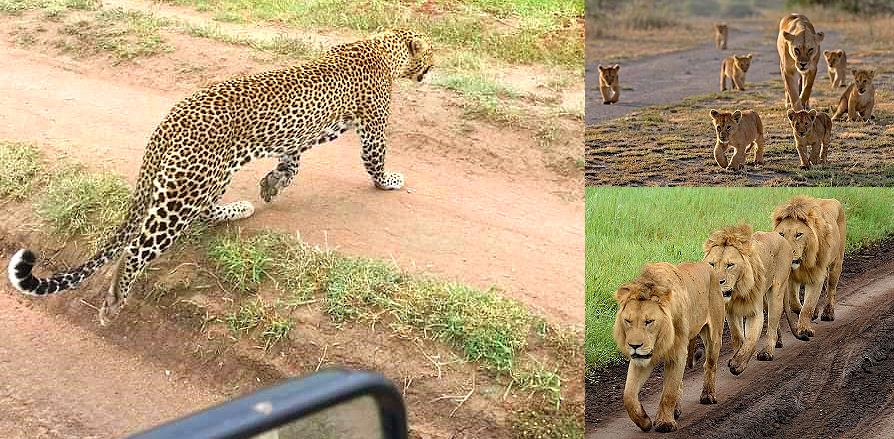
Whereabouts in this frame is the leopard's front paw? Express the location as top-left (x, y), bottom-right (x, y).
top-left (375, 172), bottom-right (404, 190)
top-left (99, 297), bottom-right (125, 326)
top-left (260, 170), bottom-right (293, 203)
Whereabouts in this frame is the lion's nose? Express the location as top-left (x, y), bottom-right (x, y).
top-left (799, 62), bottom-right (808, 69)
top-left (628, 342), bottom-right (643, 349)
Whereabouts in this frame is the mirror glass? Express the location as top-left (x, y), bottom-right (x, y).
top-left (250, 395), bottom-right (384, 439)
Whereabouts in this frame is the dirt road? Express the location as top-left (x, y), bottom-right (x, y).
top-left (0, 287), bottom-right (223, 439)
top-left (585, 22), bottom-right (840, 125)
top-left (587, 240), bottom-right (894, 438)
top-left (0, 35), bottom-right (582, 323)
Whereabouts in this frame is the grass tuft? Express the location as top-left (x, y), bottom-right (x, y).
top-left (207, 232), bottom-right (274, 293)
top-left (0, 141), bottom-right (41, 200)
top-left (36, 165), bottom-right (130, 252)
top-left (56, 8), bottom-right (173, 61)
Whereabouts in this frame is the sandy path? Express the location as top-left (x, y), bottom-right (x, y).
top-left (0, 40), bottom-right (583, 324)
top-left (589, 246), bottom-right (894, 438)
top-left (0, 287), bottom-right (222, 439)
top-left (585, 22), bottom-right (840, 125)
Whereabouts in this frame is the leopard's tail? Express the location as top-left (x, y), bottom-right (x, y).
top-left (7, 204), bottom-right (140, 296)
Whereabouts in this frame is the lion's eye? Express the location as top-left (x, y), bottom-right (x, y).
top-left (808, 49), bottom-right (813, 54)
top-left (645, 319), bottom-right (654, 325)
top-left (795, 232), bottom-right (803, 239)
top-left (778, 231), bottom-right (785, 237)
top-left (624, 319), bottom-right (632, 325)
top-left (708, 262), bottom-right (715, 267)
top-left (726, 263), bottom-right (735, 269)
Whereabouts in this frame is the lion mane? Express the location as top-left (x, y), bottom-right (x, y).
top-left (703, 224), bottom-right (766, 304)
top-left (772, 196), bottom-right (834, 282)
top-left (613, 263), bottom-right (687, 361)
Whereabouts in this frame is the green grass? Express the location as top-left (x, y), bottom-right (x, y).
top-left (162, 0), bottom-right (582, 66)
top-left (36, 165), bottom-right (131, 253)
top-left (510, 407), bottom-right (583, 439)
top-left (0, 141), bottom-right (41, 200)
top-left (585, 187), bottom-right (894, 369)
top-left (207, 229), bottom-right (541, 373)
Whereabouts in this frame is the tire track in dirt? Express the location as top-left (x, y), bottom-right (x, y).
top-left (0, 38), bottom-right (583, 324)
top-left (585, 23), bottom-right (840, 125)
top-left (587, 238), bottom-right (894, 438)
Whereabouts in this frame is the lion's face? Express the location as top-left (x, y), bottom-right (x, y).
top-left (709, 109), bottom-right (743, 143)
top-left (851, 69), bottom-right (875, 95)
top-left (598, 64), bottom-right (620, 85)
top-left (775, 218), bottom-right (814, 269)
top-left (787, 109), bottom-right (818, 138)
top-left (823, 50), bottom-right (843, 67)
top-left (735, 54), bottom-right (752, 72)
top-left (704, 246), bottom-right (747, 301)
top-left (614, 295), bottom-right (669, 366)
top-left (783, 29), bottom-right (824, 72)
top-left (715, 24), bottom-right (728, 34)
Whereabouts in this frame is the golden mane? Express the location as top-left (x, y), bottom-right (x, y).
top-left (703, 223), bottom-right (766, 306)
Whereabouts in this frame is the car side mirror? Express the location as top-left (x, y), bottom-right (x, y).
top-left (127, 369), bottom-right (407, 439)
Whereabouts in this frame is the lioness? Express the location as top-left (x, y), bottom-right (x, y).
top-left (787, 109), bottom-right (833, 169)
top-left (714, 23), bottom-right (728, 50)
top-left (598, 64), bottom-right (620, 105)
top-left (704, 224), bottom-right (795, 376)
top-left (720, 54), bottom-right (752, 92)
top-left (709, 109), bottom-right (765, 171)
top-left (613, 262), bottom-right (724, 433)
top-left (777, 13), bottom-right (824, 110)
top-left (773, 196), bottom-right (846, 340)
top-left (823, 49), bottom-right (847, 87)
top-left (832, 69), bottom-right (875, 122)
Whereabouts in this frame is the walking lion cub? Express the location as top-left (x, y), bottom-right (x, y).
top-left (823, 49), bottom-right (847, 88)
top-left (709, 109), bottom-right (765, 171)
top-left (720, 54), bottom-right (752, 92)
top-left (714, 23), bottom-right (728, 50)
top-left (832, 69), bottom-right (875, 122)
top-left (598, 64), bottom-right (620, 105)
top-left (787, 109), bottom-right (833, 169)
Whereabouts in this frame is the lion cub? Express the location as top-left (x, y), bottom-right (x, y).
top-left (787, 109), bottom-right (832, 169)
top-left (823, 49), bottom-right (847, 87)
top-left (832, 69), bottom-right (875, 122)
top-left (720, 54), bottom-right (752, 92)
top-left (714, 23), bottom-right (728, 50)
top-left (598, 64), bottom-right (620, 105)
top-left (709, 109), bottom-right (765, 171)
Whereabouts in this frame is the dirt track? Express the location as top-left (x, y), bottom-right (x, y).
top-left (587, 239), bottom-right (894, 438)
top-left (0, 287), bottom-right (223, 438)
top-left (584, 22), bottom-right (839, 125)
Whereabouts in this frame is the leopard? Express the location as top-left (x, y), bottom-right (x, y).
top-left (7, 29), bottom-right (434, 324)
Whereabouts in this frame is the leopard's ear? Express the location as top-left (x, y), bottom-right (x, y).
top-left (407, 36), bottom-right (429, 56)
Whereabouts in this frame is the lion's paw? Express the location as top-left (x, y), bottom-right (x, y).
top-left (757, 351), bottom-right (773, 361)
top-left (821, 304), bottom-right (835, 321)
top-left (654, 420), bottom-right (677, 433)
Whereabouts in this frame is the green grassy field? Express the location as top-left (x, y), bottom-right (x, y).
top-left (585, 187), bottom-right (894, 369)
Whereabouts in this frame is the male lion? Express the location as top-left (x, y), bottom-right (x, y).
top-left (703, 224), bottom-right (796, 376)
top-left (714, 23), bottom-right (728, 50)
top-left (709, 109), bottom-right (765, 171)
top-left (598, 64), bottom-right (620, 105)
top-left (832, 69), bottom-right (875, 122)
top-left (613, 262), bottom-right (724, 433)
top-left (787, 109), bottom-right (833, 170)
top-left (823, 49), bottom-right (848, 88)
top-left (777, 13), bottom-right (824, 110)
top-left (773, 196), bottom-right (846, 340)
top-left (720, 54), bottom-right (752, 92)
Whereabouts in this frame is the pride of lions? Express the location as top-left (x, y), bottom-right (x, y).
top-left (597, 13), bottom-right (879, 172)
top-left (613, 195), bottom-right (846, 432)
